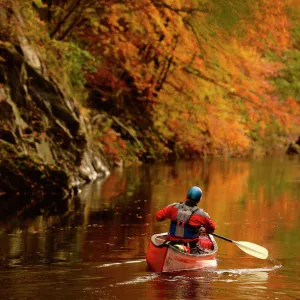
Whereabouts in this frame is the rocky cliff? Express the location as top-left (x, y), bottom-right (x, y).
top-left (0, 43), bottom-right (109, 203)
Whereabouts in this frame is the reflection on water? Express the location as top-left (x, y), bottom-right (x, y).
top-left (0, 156), bottom-right (300, 299)
top-left (97, 259), bottom-right (146, 268)
top-left (149, 273), bottom-right (213, 300)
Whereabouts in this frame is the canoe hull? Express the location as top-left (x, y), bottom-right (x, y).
top-left (146, 233), bottom-right (218, 272)
top-left (146, 241), bottom-right (169, 272)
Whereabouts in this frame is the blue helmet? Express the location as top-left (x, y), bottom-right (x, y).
top-left (187, 186), bottom-right (202, 203)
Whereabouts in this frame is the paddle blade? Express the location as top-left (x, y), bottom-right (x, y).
top-left (233, 241), bottom-right (269, 259)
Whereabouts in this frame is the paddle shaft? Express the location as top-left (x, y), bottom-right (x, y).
top-left (210, 232), bottom-right (233, 243)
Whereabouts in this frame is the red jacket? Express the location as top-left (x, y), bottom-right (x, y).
top-left (156, 202), bottom-right (216, 242)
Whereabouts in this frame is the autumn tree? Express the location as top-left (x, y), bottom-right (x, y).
top-left (5, 0), bottom-right (299, 161)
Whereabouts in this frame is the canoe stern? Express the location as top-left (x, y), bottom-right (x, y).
top-left (146, 240), bottom-right (168, 272)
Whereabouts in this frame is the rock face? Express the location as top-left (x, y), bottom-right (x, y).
top-left (0, 44), bottom-right (109, 200)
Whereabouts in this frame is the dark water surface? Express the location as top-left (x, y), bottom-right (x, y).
top-left (0, 156), bottom-right (300, 300)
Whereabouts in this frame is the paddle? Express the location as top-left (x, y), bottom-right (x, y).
top-left (210, 232), bottom-right (269, 259)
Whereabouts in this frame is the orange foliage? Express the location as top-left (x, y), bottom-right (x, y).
top-left (78, 0), bottom-right (300, 158)
top-left (99, 128), bottom-right (127, 162)
top-left (242, 0), bottom-right (291, 52)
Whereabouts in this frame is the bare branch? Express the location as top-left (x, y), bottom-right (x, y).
top-left (50, 0), bottom-right (82, 38)
top-left (151, 0), bottom-right (210, 14)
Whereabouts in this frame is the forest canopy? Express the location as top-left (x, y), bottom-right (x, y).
top-left (1, 0), bottom-right (300, 163)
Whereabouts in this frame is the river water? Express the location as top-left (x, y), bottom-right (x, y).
top-left (0, 156), bottom-right (299, 300)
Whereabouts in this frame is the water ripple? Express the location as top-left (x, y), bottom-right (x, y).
top-left (96, 259), bottom-right (146, 268)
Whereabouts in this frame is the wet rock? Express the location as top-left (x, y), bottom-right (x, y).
top-left (286, 137), bottom-right (300, 155)
top-left (79, 151), bottom-right (99, 183)
top-left (286, 142), bottom-right (300, 155)
top-left (92, 152), bottom-right (110, 177)
top-left (0, 140), bottom-right (70, 196)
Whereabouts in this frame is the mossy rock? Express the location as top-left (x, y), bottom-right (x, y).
top-left (286, 142), bottom-right (300, 155)
top-left (0, 140), bottom-right (70, 196)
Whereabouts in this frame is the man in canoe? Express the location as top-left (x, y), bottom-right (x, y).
top-left (156, 186), bottom-right (216, 254)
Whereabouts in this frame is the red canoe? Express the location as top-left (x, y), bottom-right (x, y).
top-left (146, 232), bottom-right (218, 272)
